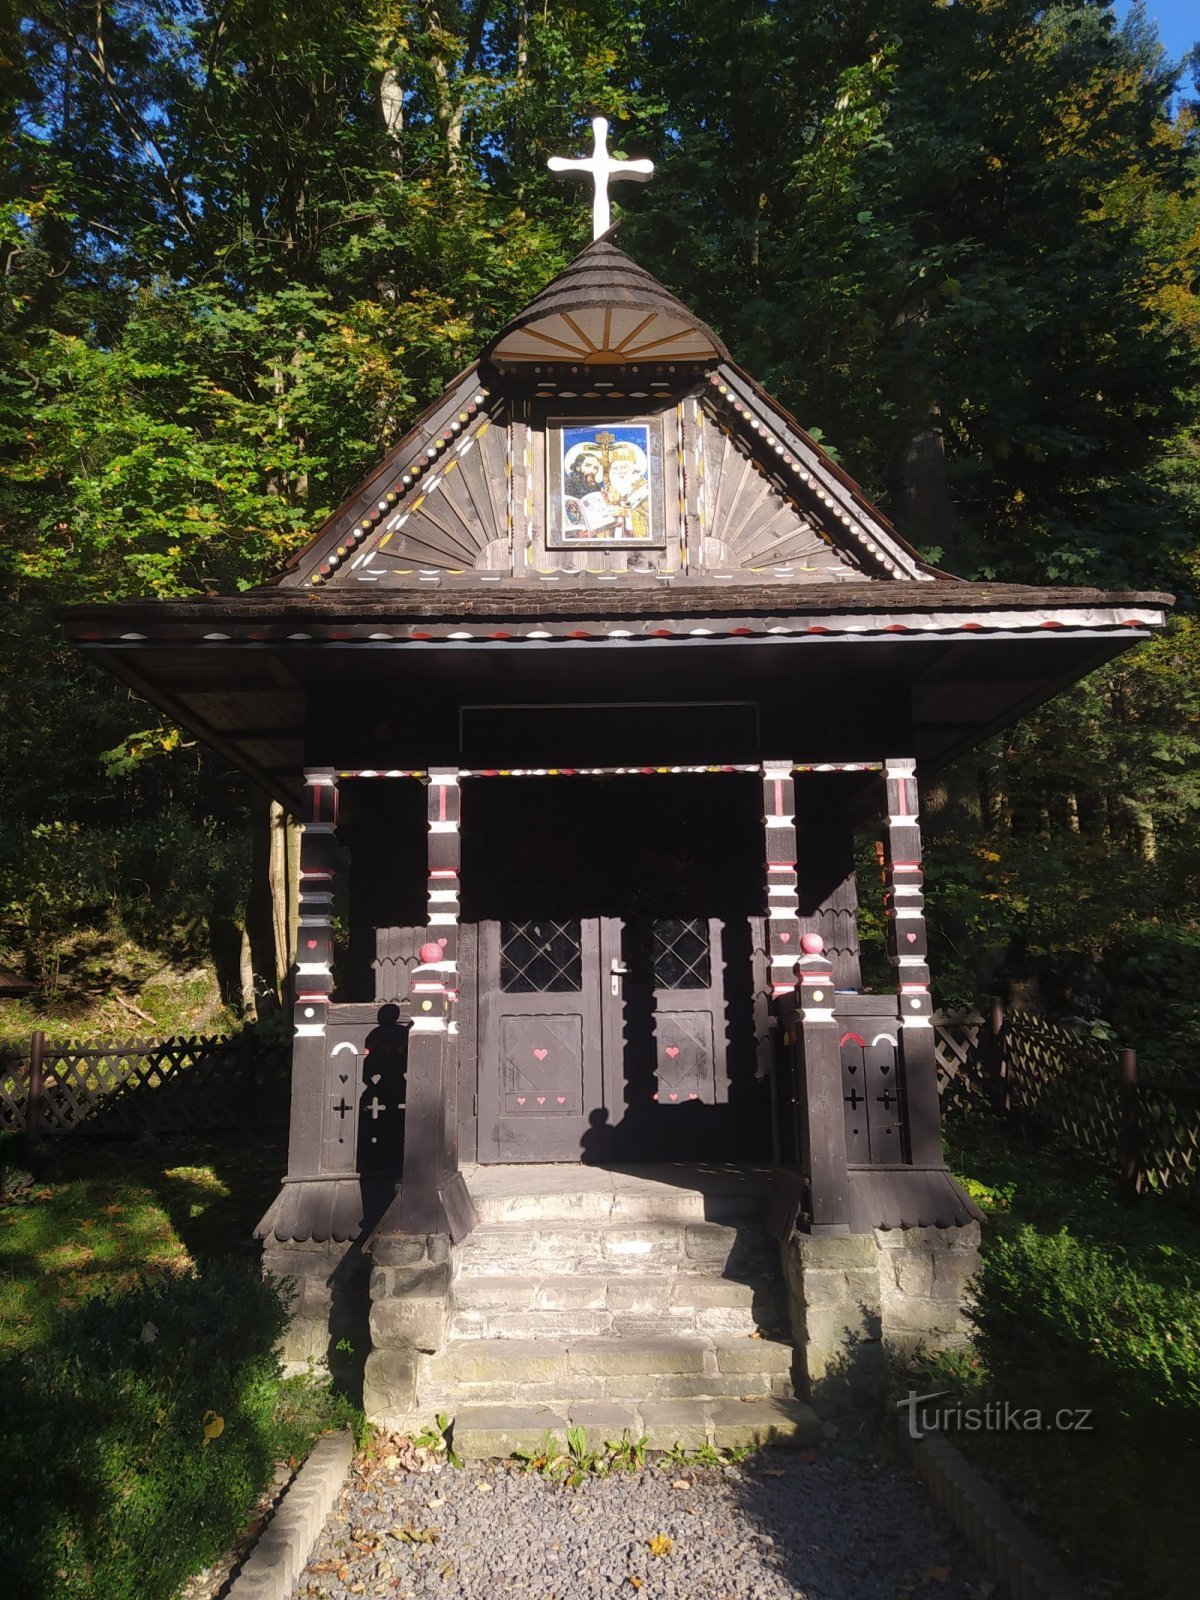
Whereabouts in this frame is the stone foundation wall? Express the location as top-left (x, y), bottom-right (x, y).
top-left (261, 1238), bottom-right (365, 1376)
top-left (362, 1233), bottom-right (453, 1427)
top-left (780, 1224), bottom-right (981, 1395)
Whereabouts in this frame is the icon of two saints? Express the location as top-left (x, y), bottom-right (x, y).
top-left (562, 428), bottom-right (651, 541)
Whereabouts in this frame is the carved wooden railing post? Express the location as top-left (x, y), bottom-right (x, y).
top-left (795, 935), bottom-right (851, 1234)
top-left (398, 768), bottom-right (461, 1235)
top-left (287, 768), bottom-right (338, 1181)
top-left (761, 762), bottom-right (801, 1169)
top-left (882, 757), bottom-right (943, 1166)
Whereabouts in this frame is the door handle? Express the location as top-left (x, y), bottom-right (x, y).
top-left (610, 958), bottom-right (628, 996)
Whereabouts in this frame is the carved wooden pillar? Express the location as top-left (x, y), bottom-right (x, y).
top-left (287, 768), bottom-right (338, 1180)
top-left (882, 757), bottom-right (943, 1166)
top-left (394, 767), bottom-right (475, 1236)
top-left (763, 762), bottom-right (850, 1233)
top-left (762, 761), bottom-right (801, 1000)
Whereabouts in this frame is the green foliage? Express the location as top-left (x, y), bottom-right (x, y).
top-left (0, 1261), bottom-right (349, 1600)
top-left (975, 1223), bottom-right (1200, 1416)
top-left (413, 1410), bottom-right (464, 1469)
top-left (509, 1427), bottom-right (741, 1483)
top-left (0, 5), bottom-right (1198, 1050)
top-left (944, 1115), bottom-right (1200, 1599)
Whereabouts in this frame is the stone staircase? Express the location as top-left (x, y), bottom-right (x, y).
top-left (414, 1165), bottom-right (820, 1458)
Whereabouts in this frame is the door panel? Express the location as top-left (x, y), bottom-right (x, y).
top-left (650, 917), bottom-right (727, 1105)
top-left (653, 1010), bottom-right (715, 1104)
top-left (500, 1015), bottom-right (584, 1116)
top-left (478, 918), bottom-right (605, 1161)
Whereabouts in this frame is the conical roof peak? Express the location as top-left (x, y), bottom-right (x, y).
top-left (485, 233), bottom-right (728, 368)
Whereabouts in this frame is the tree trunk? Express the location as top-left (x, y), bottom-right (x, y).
top-left (246, 787), bottom-right (282, 1012)
top-left (206, 912), bottom-right (250, 1015)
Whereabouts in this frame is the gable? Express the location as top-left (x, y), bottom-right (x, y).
top-left (273, 242), bottom-right (936, 593)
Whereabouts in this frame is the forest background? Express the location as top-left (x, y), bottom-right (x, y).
top-left (1, 0), bottom-right (1197, 1068)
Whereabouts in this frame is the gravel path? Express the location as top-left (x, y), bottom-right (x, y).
top-left (296, 1445), bottom-right (984, 1600)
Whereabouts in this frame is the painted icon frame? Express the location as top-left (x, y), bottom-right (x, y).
top-left (547, 418), bottom-right (667, 549)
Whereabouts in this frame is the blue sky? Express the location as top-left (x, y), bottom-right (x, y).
top-left (1113, 0), bottom-right (1199, 70)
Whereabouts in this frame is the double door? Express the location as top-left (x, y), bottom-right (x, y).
top-left (476, 915), bottom-right (729, 1162)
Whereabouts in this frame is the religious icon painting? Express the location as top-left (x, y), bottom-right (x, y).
top-left (548, 419), bottom-right (666, 547)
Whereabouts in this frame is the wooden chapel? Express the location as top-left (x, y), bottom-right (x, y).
top-left (65, 127), bottom-right (1171, 1414)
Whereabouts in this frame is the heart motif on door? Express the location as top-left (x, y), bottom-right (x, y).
top-left (517, 1096), bottom-right (526, 1105)
top-left (536, 1096), bottom-right (546, 1105)
top-left (665, 1046), bottom-right (680, 1058)
top-left (556, 1096), bottom-right (566, 1104)
top-left (906, 932), bottom-right (918, 944)
top-left (779, 931), bottom-right (791, 943)
top-left (533, 1048), bottom-right (548, 1061)
top-left (669, 1092), bottom-right (678, 1100)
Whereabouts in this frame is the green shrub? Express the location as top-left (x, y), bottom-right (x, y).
top-left (0, 1258), bottom-right (315, 1600)
top-left (972, 1222), bottom-right (1200, 1422)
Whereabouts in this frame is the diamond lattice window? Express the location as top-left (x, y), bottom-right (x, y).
top-left (653, 918), bottom-right (711, 989)
top-left (500, 920), bottom-right (583, 993)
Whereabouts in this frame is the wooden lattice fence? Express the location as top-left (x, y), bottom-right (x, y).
top-left (0, 1034), bottom-right (285, 1138)
top-left (933, 1005), bottom-right (1200, 1199)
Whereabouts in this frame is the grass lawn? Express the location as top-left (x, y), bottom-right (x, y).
top-left (941, 1114), bottom-right (1200, 1600)
top-left (0, 1126), bottom-right (363, 1600)
top-left (0, 1128), bottom-right (287, 1353)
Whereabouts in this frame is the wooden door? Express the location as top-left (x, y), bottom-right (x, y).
top-left (477, 917), bottom-right (608, 1162)
top-left (645, 917), bottom-right (729, 1105)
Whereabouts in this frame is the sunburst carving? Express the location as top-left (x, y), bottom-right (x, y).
top-left (342, 415), bottom-right (511, 583)
top-left (697, 410), bottom-right (862, 578)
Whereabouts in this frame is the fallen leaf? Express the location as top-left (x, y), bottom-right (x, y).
top-left (748, 1328), bottom-right (762, 1339)
top-left (476, 1481), bottom-right (494, 1493)
top-left (628, 1580), bottom-right (643, 1591)
top-left (139, 1320), bottom-right (159, 1344)
top-left (202, 1411), bottom-right (224, 1442)
top-left (389, 1526), bottom-right (440, 1545)
top-left (648, 1534), bottom-right (673, 1557)
top-left (440, 1561), bottom-right (455, 1579)
top-left (761, 1468), bottom-right (786, 1477)
top-left (670, 1478), bottom-right (692, 1490)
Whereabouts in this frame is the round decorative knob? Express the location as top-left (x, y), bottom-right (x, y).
top-left (419, 941), bottom-right (443, 964)
top-left (800, 933), bottom-right (825, 955)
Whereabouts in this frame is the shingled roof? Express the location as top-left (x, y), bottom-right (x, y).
top-left (484, 235), bottom-right (729, 366)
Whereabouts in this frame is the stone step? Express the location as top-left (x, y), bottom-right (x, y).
top-left (449, 1273), bottom-right (785, 1340)
top-left (464, 1165), bottom-right (767, 1226)
top-left (447, 1395), bottom-right (821, 1458)
top-left (417, 1334), bottom-right (796, 1409)
top-left (455, 1219), bottom-right (779, 1278)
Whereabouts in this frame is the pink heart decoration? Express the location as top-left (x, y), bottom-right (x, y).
top-left (437, 937), bottom-right (447, 947)
top-left (533, 1048), bottom-right (548, 1061)
top-left (517, 1096), bottom-right (526, 1105)
top-left (779, 931), bottom-right (791, 943)
top-left (556, 1096), bottom-right (566, 1104)
top-left (906, 932), bottom-right (917, 944)
top-left (669, 1093), bottom-right (678, 1101)
top-left (306, 939), bottom-right (317, 949)
top-left (536, 1096), bottom-right (546, 1105)
top-left (665, 1046), bottom-right (679, 1059)
top-left (689, 1093), bottom-right (699, 1100)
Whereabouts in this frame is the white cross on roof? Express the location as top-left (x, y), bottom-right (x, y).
top-left (547, 117), bottom-right (654, 240)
